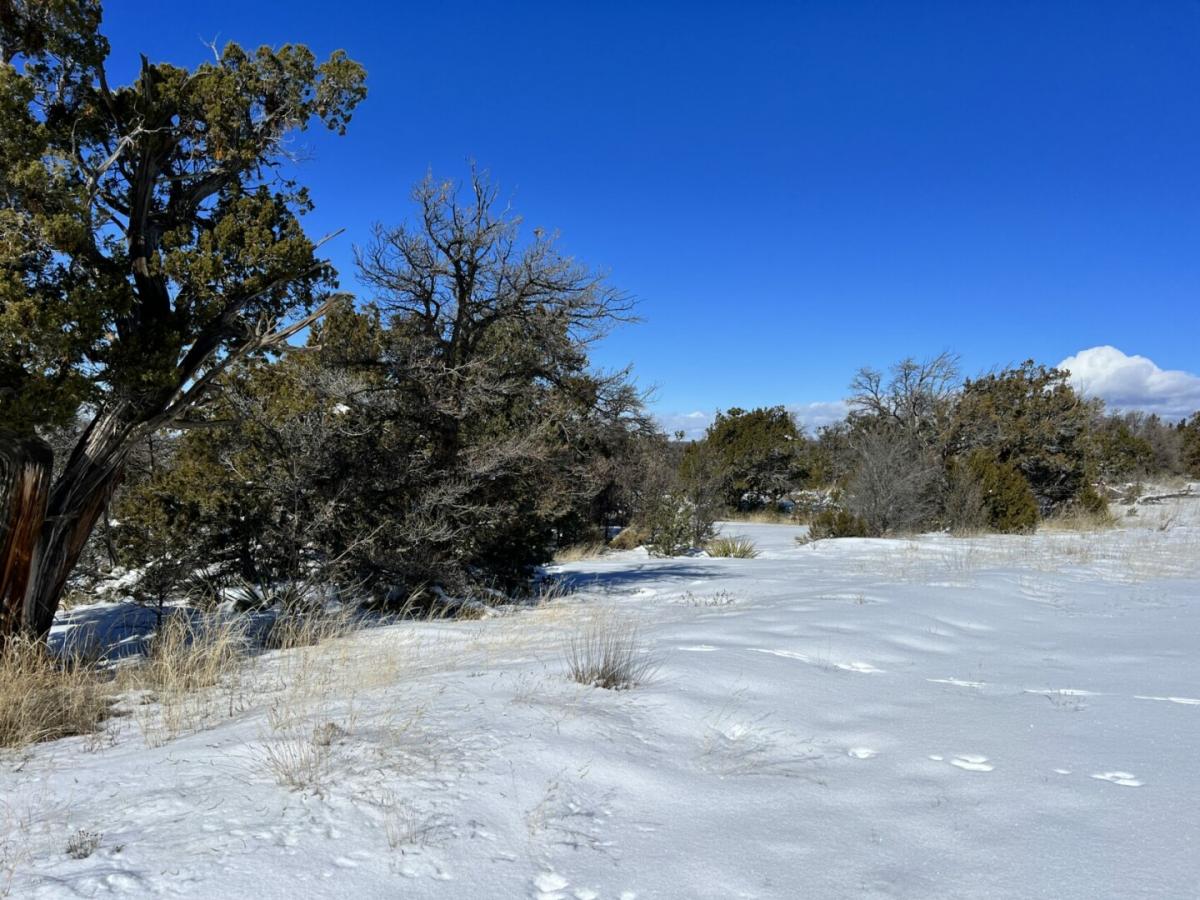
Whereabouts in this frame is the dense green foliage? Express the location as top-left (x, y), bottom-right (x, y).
top-left (946, 362), bottom-right (1096, 513)
top-left (696, 406), bottom-right (804, 508)
top-left (960, 451), bottom-right (1038, 533)
top-left (0, 0), bottom-right (366, 437)
top-left (0, 0), bottom-right (368, 635)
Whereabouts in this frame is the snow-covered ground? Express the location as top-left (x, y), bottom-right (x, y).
top-left (4, 498), bottom-right (1199, 899)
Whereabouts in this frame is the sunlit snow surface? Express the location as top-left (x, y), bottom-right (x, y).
top-left (5, 498), bottom-right (1199, 899)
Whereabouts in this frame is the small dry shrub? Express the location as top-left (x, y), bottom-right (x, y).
top-left (705, 536), bottom-right (759, 558)
top-left (65, 830), bottom-right (100, 860)
top-left (0, 638), bottom-right (112, 750)
top-left (805, 508), bottom-right (870, 541)
top-left (565, 613), bottom-right (658, 690)
top-left (608, 526), bottom-right (646, 551)
top-left (943, 458), bottom-right (988, 534)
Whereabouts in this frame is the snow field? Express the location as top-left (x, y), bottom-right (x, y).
top-left (2, 497), bottom-right (1198, 898)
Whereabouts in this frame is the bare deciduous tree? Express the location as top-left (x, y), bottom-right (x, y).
top-left (848, 352), bottom-right (961, 449)
top-left (843, 428), bottom-right (940, 536)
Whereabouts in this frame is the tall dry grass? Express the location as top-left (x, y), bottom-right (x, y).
top-left (565, 613), bottom-right (658, 690)
top-left (552, 541), bottom-right (608, 563)
top-left (263, 604), bottom-right (360, 651)
top-left (1038, 507), bottom-right (1117, 533)
top-left (0, 638), bottom-right (112, 750)
top-left (722, 508), bottom-right (793, 525)
top-left (125, 612), bottom-right (253, 746)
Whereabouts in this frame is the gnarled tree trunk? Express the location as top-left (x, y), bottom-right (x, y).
top-left (0, 409), bottom-right (132, 645)
top-left (26, 410), bottom-right (132, 638)
top-left (0, 431), bottom-right (52, 644)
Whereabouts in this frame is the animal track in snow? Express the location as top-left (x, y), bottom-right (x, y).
top-left (532, 872), bottom-right (629, 900)
top-left (1091, 771), bottom-right (1143, 787)
top-left (748, 648), bottom-right (881, 673)
top-left (533, 871), bottom-right (570, 900)
top-left (947, 754), bottom-right (994, 772)
top-left (927, 678), bottom-right (986, 689)
top-left (749, 647), bottom-right (810, 661)
top-left (836, 661), bottom-right (882, 674)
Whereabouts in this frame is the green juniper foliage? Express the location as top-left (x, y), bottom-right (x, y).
top-left (0, 0), bottom-right (365, 635)
top-left (696, 406), bottom-right (805, 509)
top-left (947, 361), bottom-right (1098, 514)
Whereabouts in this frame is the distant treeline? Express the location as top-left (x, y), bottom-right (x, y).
top-left (621, 354), bottom-right (1200, 552)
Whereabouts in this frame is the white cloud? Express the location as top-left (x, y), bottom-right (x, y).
top-left (787, 401), bottom-right (850, 432)
top-left (1057, 346), bottom-right (1200, 420)
top-left (654, 410), bottom-right (712, 441)
top-left (654, 401), bottom-right (849, 440)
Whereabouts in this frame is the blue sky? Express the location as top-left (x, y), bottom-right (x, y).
top-left (100, 1), bottom-right (1200, 432)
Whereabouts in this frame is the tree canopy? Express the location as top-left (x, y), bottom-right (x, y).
top-left (0, 0), bottom-right (366, 637)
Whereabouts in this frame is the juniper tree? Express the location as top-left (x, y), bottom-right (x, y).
top-left (348, 170), bottom-right (641, 595)
top-left (0, 0), bottom-right (365, 640)
top-left (696, 406), bottom-right (805, 508)
top-left (946, 361), bottom-right (1098, 513)
top-left (119, 173), bottom-right (648, 604)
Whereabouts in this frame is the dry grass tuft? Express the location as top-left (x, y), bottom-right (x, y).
top-left (258, 719), bottom-right (344, 792)
top-left (263, 604), bottom-right (359, 651)
top-left (1039, 507), bottom-right (1117, 533)
top-left (0, 638), bottom-right (112, 750)
top-left (565, 613), bottom-right (658, 690)
top-left (553, 541), bottom-right (608, 563)
top-left (127, 613), bottom-right (252, 745)
top-left (0, 806), bottom-right (27, 898)
top-left (64, 829), bottom-right (101, 860)
top-left (529, 576), bottom-right (576, 607)
top-left (135, 613), bottom-right (249, 693)
top-left (723, 508), bottom-right (792, 524)
top-left (608, 526), bottom-right (646, 551)
top-left (705, 535), bottom-right (760, 558)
